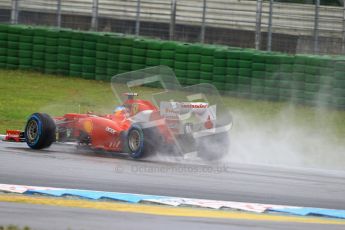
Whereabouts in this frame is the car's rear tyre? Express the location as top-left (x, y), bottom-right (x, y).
top-left (196, 131), bottom-right (230, 162)
top-left (25, 113), bottom-right (56, 149)
top-left (127, 125), bottom-right (145, 159)
top-left (126, 124), bottom-right (162, 159)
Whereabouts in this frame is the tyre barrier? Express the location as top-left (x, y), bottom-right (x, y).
top-left (0, 23), bottom-right (344, 109)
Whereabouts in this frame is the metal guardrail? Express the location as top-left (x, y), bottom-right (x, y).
top-left (1, 0), bottom-right (345, 54)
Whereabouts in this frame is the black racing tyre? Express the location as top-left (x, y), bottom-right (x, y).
top-left (126, 125), bottom-right (145, 159)
top-left (126, 125), bottom-right (162, 159)
top-left (25, 113), bottom-right (56, 149)
top-left (196, 131), bottom-right (230, 162)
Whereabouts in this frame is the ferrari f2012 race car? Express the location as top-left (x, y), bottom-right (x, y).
top-left (4, 66), bottom-right (233, 161)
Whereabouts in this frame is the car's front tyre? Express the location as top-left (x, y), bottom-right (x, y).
top-left (25, 113), bottom-right (56, 149)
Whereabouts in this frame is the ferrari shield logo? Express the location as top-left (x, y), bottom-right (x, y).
top-left (83, 120), bottom-right (93, 134)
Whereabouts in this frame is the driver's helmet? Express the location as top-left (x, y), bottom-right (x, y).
top-left (114, 106), bottom-right (126, 114)
top-left (114, 105), bottom-right (130, 117)
top-left (113, 105), bottom-right (129, 120)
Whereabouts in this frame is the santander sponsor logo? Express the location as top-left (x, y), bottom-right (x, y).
top-left (181, 103), bottom-right (208, 109)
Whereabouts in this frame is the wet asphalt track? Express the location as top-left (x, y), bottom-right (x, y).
top-left (0, 141), bottom-right (345, 229)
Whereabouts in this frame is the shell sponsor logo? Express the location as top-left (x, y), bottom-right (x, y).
top-left (83, 120), bottom-right (93, 134)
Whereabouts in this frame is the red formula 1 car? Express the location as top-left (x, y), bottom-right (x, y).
top-left (22, 93), bottom-right (171, 159)
top-left (5, 66), bottom-right (233, 160)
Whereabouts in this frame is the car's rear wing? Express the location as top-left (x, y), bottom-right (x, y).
top-left (111, 65), bottom-right (233, 140)
top-left (160, 101), bottom-right (217, 135)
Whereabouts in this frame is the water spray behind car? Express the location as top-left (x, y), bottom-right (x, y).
top-left (225, 71), bottom-right (345, 171)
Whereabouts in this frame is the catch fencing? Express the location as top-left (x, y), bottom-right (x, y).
top-left (1, 0), bottom-right (345, 55)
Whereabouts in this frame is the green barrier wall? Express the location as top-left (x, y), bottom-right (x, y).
top-left (0, 24), bottom-right (344, 109)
